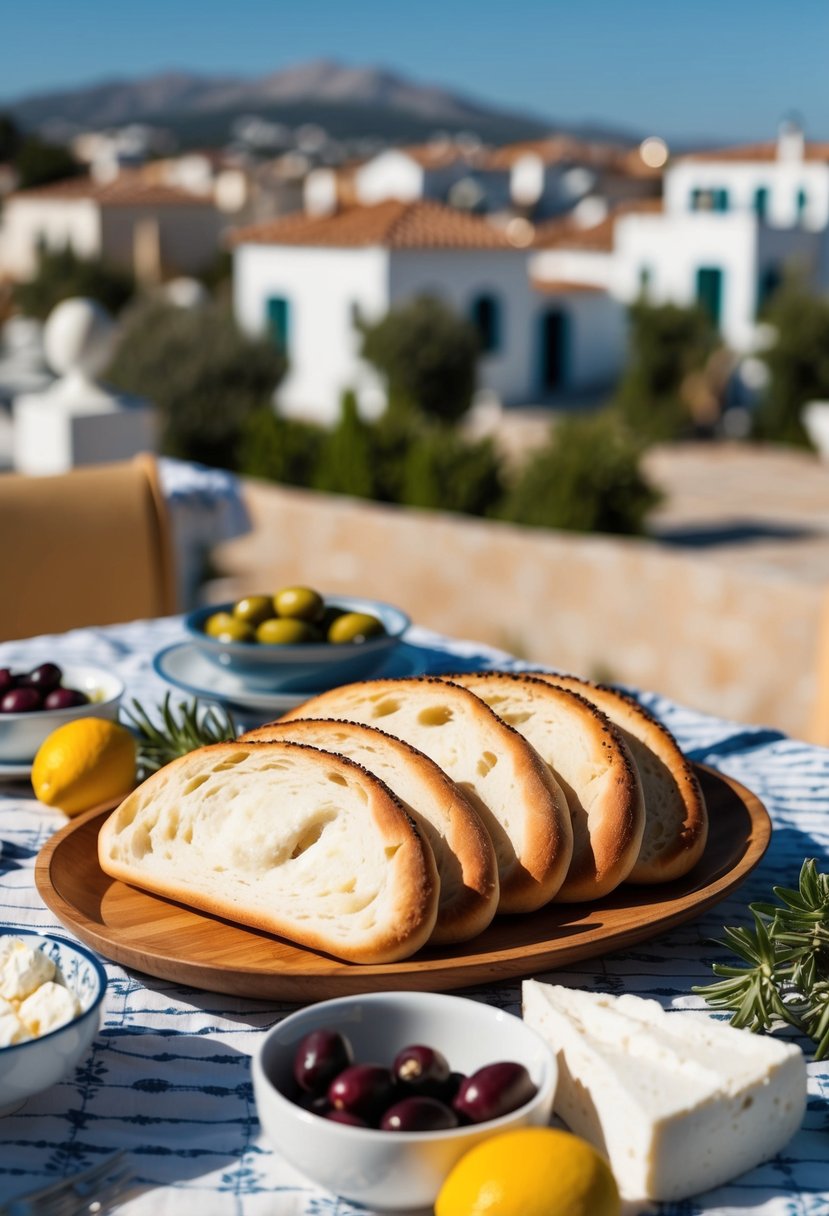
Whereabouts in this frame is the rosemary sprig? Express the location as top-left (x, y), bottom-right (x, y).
top-left (693, 858), bottom-right (829, 1059)
top-left (121, 694), bottom-right (238, 778)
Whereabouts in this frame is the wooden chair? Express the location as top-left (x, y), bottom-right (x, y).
top-left (0, 453), bottom-right (176, 642)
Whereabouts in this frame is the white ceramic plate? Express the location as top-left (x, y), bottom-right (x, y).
top-left (153, 642), bottom-right (427, 714)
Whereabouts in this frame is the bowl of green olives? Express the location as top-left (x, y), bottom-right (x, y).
top-left (0, 663), bottom-right (124, 764)
top-left (252, 991), bottom-right (557, 1210)
top-left (185, 587), bottom-right (410, 691)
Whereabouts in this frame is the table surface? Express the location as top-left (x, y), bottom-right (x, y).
top-left (0, 616), bottom-right (827, 1216)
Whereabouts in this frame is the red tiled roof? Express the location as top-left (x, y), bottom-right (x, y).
top-left (531, 278), bottom-right (606, 294)
top-left (9, 172), bottom-right (214, 207)
top-left (534, 197), bottom-right (663, 251)
top-left (393, 142), bottom-right (477, 170)
top-left (678, 141), bottom-right (829, 164)
top-left (231, 199), bottom-right (525, 250)
top-left (485, 137), bottom-right (662, 178)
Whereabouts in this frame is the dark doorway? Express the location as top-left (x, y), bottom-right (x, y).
top-left (540, 309), bottom-right (568, 392)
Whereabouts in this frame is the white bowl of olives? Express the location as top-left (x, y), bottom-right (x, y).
top-left (0, 663), bottom-right (124, 763)
top-left (185, 587), bottom-right (410, 692)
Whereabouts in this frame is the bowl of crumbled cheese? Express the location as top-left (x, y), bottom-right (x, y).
top-left (0, 929), bottom-right (107, 1115)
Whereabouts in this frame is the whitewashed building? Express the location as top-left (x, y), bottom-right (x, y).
top-left (233, 199), bottom-right (624, 422)
top-left (0, 173), bottom-right (224, 285)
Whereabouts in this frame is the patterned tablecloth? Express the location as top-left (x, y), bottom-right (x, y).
top-left (0, 616), bottom-right (827, 1215)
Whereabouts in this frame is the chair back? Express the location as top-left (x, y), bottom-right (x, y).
top-left (0, 453), bottom-right (176, 642)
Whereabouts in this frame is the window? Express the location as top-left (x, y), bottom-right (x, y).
top-left (754, 187), bottom-right (769, 220)
top-left (539, 308), bottom-right (568, 392)
top-left (266, 296), bottom-right (290, 353)
top-left (638, 266), bottom-right (652, 298)
top-left (696, 267), bottom-right (724, 327)
top-left (690, 188), bottom-right (729, 212)
top-left (470, 293), bottom-right (501, 354)
top-left (757, 265), bottom-right (782, 315)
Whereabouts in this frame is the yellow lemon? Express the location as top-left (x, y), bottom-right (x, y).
top-left (435, 1127), bottom-right (620, 1216)
top-left (32, 718), bottom-right (137, 816)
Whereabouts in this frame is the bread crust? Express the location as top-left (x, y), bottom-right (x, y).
top-left (533, 673), bottom-right (709, 883)
top-left (97, 740), bottom-right (440, 964)
top-left (445, 672), bottom-right (646, 902)
top-left (279, 677), bottom-right (573, 914)
top-left (240, 718), bottom-right (500, 944)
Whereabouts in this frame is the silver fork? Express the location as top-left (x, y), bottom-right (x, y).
top-left (0, 1152), bottom-right (136, 1216)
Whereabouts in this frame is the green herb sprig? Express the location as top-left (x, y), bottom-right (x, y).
top-left (693, 858), bottom-right (829, 1059)
top-left (121, 695), bottom-right (238, 778)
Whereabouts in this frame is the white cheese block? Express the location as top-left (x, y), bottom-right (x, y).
top-left (522, 980), bottom-right (807, 1202)
top-left (0, 936), bottom-right (55, 1001)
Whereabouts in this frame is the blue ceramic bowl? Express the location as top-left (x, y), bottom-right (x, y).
top-left (184, 595), bottom-right (411, 692)
top-left (0, 929), bottom-right (107, 1116)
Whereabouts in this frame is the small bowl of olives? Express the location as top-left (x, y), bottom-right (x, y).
top-left (251, 990), bottom-right (557, 1211)
top-left (185, 587), bottom-right (411, 692)
top-left (0, 663), bottom-right (124, 763)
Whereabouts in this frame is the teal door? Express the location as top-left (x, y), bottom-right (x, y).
top-left (266, 297), bottom-right (290, 353)
top-left (696, 268), bottom-right (724, 327)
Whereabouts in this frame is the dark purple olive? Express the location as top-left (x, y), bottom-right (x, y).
top-left (43, 687), bottom-right (89, 711)
top-left (392, 1044), bottom-right (451, 1093)
top-left (453, 1062), bottom-right (537, 1124)
top-left (0, 686), bottom-right (42, 714)
top-left (295, 1089), bottom-right (331, 1116)
top-left (325, 1110), bottom-right (368, 1127)
top-left (328, 1064), bottom-right (395, 1121)
top-left (20, 663), bottom-right (63, 693)
top-left (293, 1029), bottom-right (354, 1096)
top-left (0, 669), bottom-right (13, 695)
top-left (380, 1095), bottom-right (458, 1132)
top-left (435, 1070), bottom-right (466, 1106)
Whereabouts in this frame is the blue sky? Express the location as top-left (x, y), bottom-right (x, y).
top-left (3, 0), bottom-right (827, 142)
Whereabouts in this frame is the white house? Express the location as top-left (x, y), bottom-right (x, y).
top-left (531, 124), bottom-right (829, 352)
top-left (0, 173), bottom-right (224, 285)
top-left (232, 199), bottom-right (623, 423)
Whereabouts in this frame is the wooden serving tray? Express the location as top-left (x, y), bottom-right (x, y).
top-left (35, 765), bottom-right (771, 1002)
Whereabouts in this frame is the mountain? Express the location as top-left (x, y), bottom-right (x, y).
top-left (2, 60), bottom-right (638, 149)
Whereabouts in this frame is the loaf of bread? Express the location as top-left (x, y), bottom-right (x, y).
top-left (280, 678), bottom-right (573, 913)
top-left (532, 674), bottom-right (708, 883)
top-left (240, 718), bottom-right (500, 944)
top-left (446, 672), bottom-right (646, 902)
top-left (97, 740), bottom-right (440, 964)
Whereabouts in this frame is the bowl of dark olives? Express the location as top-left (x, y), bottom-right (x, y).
top-left (251, 990), bottom-right (557, 1210)
top-left (0, 663), bottom-right (124, 763)
top-left (185, 587), bottom-right (410, 691)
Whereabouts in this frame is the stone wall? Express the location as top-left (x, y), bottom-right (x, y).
top-left (212, 478), bottom-right (829, 744)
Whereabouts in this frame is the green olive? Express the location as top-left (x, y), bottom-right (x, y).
top-left (274, 586), bottom-right (325, 622)
top-left (204, 611), bottom-right (236, 638)
top-left (256, 617), bottom-right (319, 645)
top-left (214, 620), bottom-right (255, 643)
top-left (327, 612), bottom-right (385, 645)
top-left (233, 595), bottom-right (274, 626)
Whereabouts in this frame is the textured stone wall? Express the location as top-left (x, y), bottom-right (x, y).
top-left (212, 479), bottom-right (827, 743)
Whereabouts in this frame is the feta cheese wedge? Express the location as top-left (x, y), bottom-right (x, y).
top-left (0, 936), bottom-right (55, 1001)
top-left (18, 981), bottom-right (80, 1037)
top-left (522, 980), bottom-right (807, 1203)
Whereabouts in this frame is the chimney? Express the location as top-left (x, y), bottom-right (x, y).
top-left (777, 116), bottom-right (805, 162)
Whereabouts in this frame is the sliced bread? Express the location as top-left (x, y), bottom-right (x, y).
top-left (240, 718), bottom-right (500, 944)
top-left (531, 673), bottom-right (708, 883)
top-left (446, 672), bottom-right (646, 902)
top-left (97, 740), bottom-right (440, 964)
top-left (279, 677), bottom-right (573, 914)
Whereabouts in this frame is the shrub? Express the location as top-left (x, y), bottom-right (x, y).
top-left (499, 411), bottom-right (661, 535)
top-left (238, 408), bottom-right (325, 486)
top-left (359, 296), bottom-right (480, 424)
top-left (106, 301), bottom-right (285, 469)
top-left (13, 246), bottom-right (135, 320)
top-left (752, 284), bottom-right (829, 447)
top-left (613, 300), bottom-right (717, 441)
top-left (401, 427), bottom-right (504, 516)
top-left (312, 391), bottom-right (378, 498)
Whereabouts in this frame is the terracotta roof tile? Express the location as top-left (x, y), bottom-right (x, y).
top-left (10, 172), bottom-right (213, 207)
top-left (531, 278), bottom-right (606, 294)
top-left (394, 142), bottom-right (478, 169)
top-left (231, 199), bottom-right (524, 250)
top-left (533, 197), bottom-right (663, 251)
top-left (485, 136), bottom-right (661, 177)
top-left (678, 140), bottom-right (829, 164)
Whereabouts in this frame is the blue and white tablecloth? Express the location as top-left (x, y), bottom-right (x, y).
top-left (0, 617), bottom-right (827, 1215)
